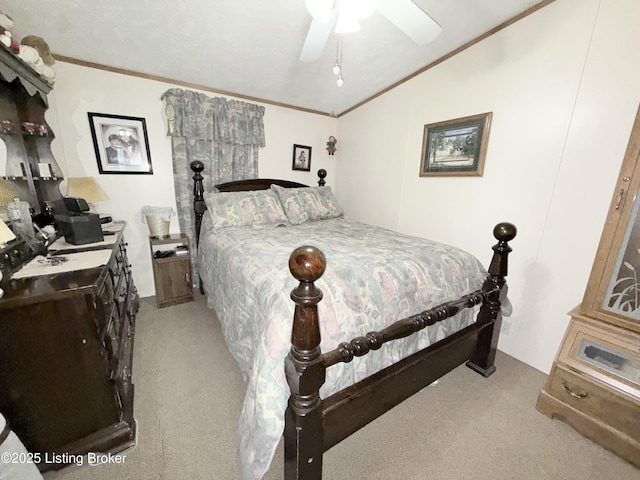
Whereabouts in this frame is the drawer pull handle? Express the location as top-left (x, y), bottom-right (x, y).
top-left (563, 382), bottom-right (588, 399)
top-left (614, 188), bottom-right (625, 210)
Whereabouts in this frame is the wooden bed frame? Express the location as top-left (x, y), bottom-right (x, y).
top-left (190, 160), bottom-right (516, 479)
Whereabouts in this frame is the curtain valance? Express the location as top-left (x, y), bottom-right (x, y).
top-left (162, 88), bottom-right (265, 146)
top-left (161, 88), bottom-right (264, 281)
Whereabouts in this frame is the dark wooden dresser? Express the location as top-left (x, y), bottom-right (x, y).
top-left (0, 223), bottom-right (138, 471)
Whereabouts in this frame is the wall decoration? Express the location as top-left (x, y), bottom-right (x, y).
top-left (326, 136), bottom-right (337, 155)
top-left (420, 112), bottom-right (492, 177)
top-left (88, 113), bottom-right (153, 174)
top-left (292, 144), bottom-right (312, 172)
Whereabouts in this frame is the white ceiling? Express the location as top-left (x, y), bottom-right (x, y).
top-left (2, 0), bottom-right (551, 115)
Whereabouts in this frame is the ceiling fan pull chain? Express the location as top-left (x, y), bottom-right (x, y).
top-left (336, 38), bottom-right (344, 87)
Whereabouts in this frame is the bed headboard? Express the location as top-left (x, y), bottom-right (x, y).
top-left (190, 160), bottom-right (327, 246)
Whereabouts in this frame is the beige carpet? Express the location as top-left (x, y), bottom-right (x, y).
top-left (43, 293), bottom-right (638, 480)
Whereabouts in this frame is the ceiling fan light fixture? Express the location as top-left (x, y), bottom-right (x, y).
top-left (305, 0), bottom-right (335, 24)
top-left (335, 14), bottom-right (360, 34)
top-left (351, 0), bottom-right (382, 19)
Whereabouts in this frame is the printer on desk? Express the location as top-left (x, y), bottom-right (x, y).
top-left (54, 197), bottom-right (104, 245)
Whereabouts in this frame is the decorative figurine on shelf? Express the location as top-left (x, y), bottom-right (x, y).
top-left (0, 30), bottom-right (18, 54)
top-left (326, 136), bottom-right (337, 155)
top-left (21, 35), bottom-right (56, 84)
top-left (0, 11), bottom-right (19, 54)
top-left (0, 11), bottom-right (13, 31)
top-left (21, 122), bottom-right (37, 135)
top-left (0, 120), bottom-right (15, 134)
top-left (7, 196), bottom-right (34, 240)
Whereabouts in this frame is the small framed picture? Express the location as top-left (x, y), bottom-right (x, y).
top-left (420, 112), bottom-right (492, 177)
top-left (292, 144), bottom-right (312, 172)
top-left (88, 112), bottom-right (153, 174)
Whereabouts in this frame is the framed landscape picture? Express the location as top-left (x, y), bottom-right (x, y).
top-left (88, 112), bottom-right (153, 174)
top-left (420, 112), bottom-right (492, 177)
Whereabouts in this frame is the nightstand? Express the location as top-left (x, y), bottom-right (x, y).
top-left (149, 233), bottom-right (194, 308)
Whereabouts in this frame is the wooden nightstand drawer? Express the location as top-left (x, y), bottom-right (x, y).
top-left (547, 365), bottom-right (640, 440)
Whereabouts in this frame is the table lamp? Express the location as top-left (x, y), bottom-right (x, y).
top-left (0, 217), bottom-right (16, 298)
top-left (0, 179), bottom-right (16, 220)
top-left (66, 177), bottom-right (109, 211)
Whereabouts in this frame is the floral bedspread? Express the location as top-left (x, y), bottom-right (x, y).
top-left (197, 217), bottom-right (488, 479)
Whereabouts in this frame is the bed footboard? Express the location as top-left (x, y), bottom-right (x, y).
top-left (284, 223), bottom-right (516, 480)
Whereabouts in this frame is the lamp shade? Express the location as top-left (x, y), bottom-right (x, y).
top-left (0, 217), bottom-right (16, 245)
top-left (0, 179), bottom-right (16, 207)
top-left (66, 177), bottom-right (109, 203)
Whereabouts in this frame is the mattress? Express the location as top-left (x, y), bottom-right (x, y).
top-left (197, 215), bottom-right (488, 479)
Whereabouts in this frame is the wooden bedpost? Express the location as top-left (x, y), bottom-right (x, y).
top-left (190, 160), bottom-right (206, 294)
top-left (190, 160), bottom-right (206, 245)
top-left (284, 246), bottom-right (327, 480)
top-left (317, 169), bottom-right (327, 186)
top-left (466, 222), bottom-right (517, 377)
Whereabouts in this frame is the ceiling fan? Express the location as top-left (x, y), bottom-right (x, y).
top-left (300, 0), bottom-right (442, 62)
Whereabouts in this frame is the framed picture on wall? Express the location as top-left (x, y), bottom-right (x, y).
top-left (88, 112), bottom-right (153, 174)
top-left (292, 144), bottom-right (312, 172)
top-left (420, 112), bottom-right (492, 177)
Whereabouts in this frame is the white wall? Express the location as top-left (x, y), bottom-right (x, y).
top-left (335, 0), bottom-right (640, 373)
top-left (37, 0), bottom-right (640, 374)
top-left (45, 63), bottom-right (338, 297)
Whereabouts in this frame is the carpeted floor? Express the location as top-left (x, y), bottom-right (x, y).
top-left (43, 293), bottom-right (638, 480)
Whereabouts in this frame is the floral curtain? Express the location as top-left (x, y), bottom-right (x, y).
top-left (161, 88), bottom-right (265, 276)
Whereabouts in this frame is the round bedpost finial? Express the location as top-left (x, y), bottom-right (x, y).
top-left (289, 246), bottom-right (326, 283)
top-left (317, 169), bottom-right (327, 187)
top-left (190, 160), bottom-right (204, 173)
top-left (493, 222), bottom-right (517, 242)
top-left (487, 222), bottom-right (516, 280)
top-left (289, 246), bottom-right (326, 353)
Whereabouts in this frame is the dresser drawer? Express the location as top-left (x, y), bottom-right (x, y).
top-left (558, 318), bottom-right (640, 398)
top-left (116, 316), bottom-right (134, 384)
top-left (547, 365), bottom-right (640, 440)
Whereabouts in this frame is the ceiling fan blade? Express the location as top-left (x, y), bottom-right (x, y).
top-left (378, 0), bottom-right (442, 45)
top-left (299, 12), bottom-right (338, 62)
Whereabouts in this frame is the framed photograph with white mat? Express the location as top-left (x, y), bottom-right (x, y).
top-left (420, 112), bottom-right (492, 177)
top-left (292, 144), bottom-right (311, 172)
top-left (88, 113), bottom-right (153, 175)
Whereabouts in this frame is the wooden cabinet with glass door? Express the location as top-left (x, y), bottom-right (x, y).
top-left (536, 105), bottom-right (640, 467)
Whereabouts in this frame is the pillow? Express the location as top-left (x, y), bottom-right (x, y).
top-left (204, 189), bottom-right (289, 228)
top-left (271, 185), bottom-right (343, 225)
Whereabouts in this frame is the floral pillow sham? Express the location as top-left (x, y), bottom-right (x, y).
top-left (205, 189), bottom-right (289, 229)
top-left (270, 185), bottom-right (343, 225)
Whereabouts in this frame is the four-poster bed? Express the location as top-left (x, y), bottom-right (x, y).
top-left (189, 160), bottom-right (516, 479)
